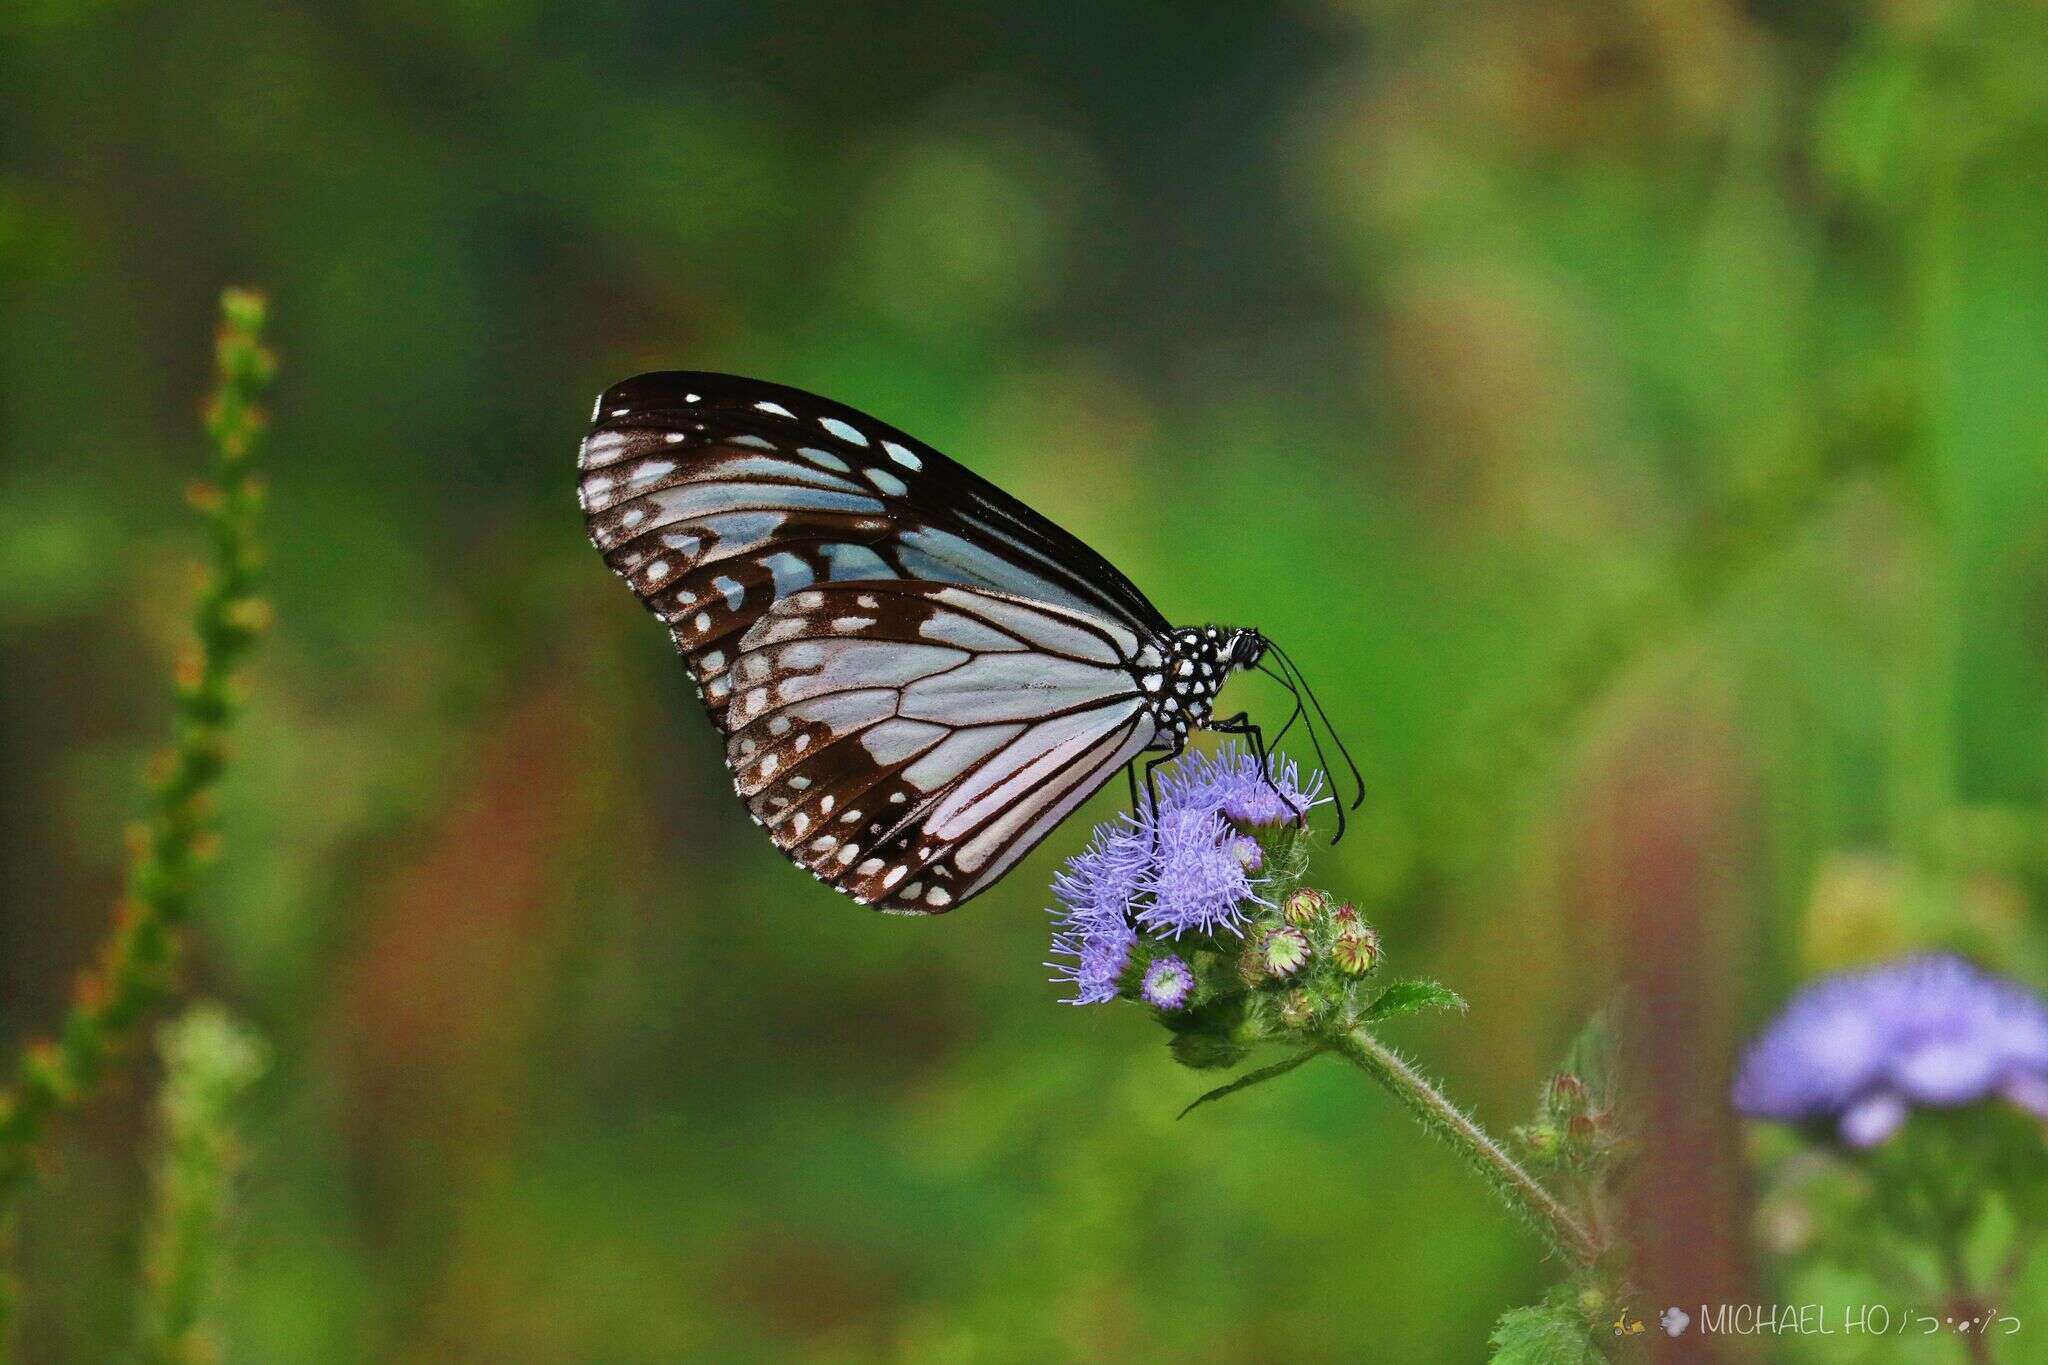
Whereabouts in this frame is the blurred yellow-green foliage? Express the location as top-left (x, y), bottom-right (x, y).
top-left (5, 1), bottom-right (2048, 1359)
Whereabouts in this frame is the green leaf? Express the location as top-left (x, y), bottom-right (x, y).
top-left (1164, 993), bottom-right (1252, 1070)
top-left (1558, 994), bottom-right (1631, 1114)
top-left (1362, 978), bottom-right (1468, 1023)
top-left (1488, 1304), bottom-right (1605, 1364)
top-left (1177, 1046), bottom-right (1325, 1119)
top-left (1168, 1031), bottom-right (1250, 1071)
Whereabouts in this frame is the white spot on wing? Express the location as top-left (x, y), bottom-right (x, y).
top-left (754, 401), bottom-right (796, 418)
top-left (821, 417), bottom-right (869, 445)
top-left (799, 446), bottom-right (852, 474)
top-left (883, 441), bottom-right (922, 471)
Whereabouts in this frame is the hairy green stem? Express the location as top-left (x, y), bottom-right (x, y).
top-left (1334, 1026), bottom-right (1600, 1268)
top-left (0, 290), bottom-right (274, 1352)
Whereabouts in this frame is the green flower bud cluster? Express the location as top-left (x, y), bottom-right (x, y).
top-left (1146, 812), bottom-right (1395, 1066)
top-left (1205, 875), bottom-right (1388, 1045)
top-left (1513, 1069), bottom-right (1632, 1174)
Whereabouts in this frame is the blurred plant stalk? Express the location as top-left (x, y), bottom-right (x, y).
top-left (136, 1007), bottom-right (268, 1365)
top-left (0, 290), bottom-right (275, 1350)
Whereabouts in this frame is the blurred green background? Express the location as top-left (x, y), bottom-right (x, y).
top-left (6, 1), bottom-right (2048, 1359)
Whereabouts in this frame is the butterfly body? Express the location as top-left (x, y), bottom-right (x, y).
top-left (1148, 626), bottom-right (1266, 746)
top-left (579, 372), bottom-right (1316, 914)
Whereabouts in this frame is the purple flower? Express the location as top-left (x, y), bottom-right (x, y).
top-left (1047, 824), bottom-right (1146, 1004)
top-left (1732, 954), bottom-right (2048, 1147)
top-left (1133, 806), bottom-right (1259, 937)
top-left (1159, 745), bottom-right (1326, 829)
top-left (1141, 955), bottom-right (1196, 1010)
top-left (1046, 743), bottom-right (1329, 1002)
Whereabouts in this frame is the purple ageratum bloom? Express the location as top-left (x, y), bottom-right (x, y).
top-left (1047, 823), bottom-right (1147, 1003)
top-left (1047, 742), bottom-right (1330, 1001)
top-left (1133, 805), bottom-right (1260, 937)
top-left (1141, 955), bottom-right (1196, 1010)
top-left (1159, 745), bottom-right (1327, 829)
top-left (1732, 954), bottom-right (2048, 1148)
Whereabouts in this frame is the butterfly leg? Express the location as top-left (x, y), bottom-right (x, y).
top-left (1141, 743), bottom-right (1183, 839)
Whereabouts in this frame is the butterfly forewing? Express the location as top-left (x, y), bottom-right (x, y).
top-left (724, 582), bottom-right (1157, 912)
top-left (579, 372), bottom-right (1168, 661)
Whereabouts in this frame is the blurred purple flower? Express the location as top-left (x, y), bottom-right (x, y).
top-left (1732, 954), bottom-right (2048, 1147)
top-left (1141, 955), bottom-right (1196, 1010)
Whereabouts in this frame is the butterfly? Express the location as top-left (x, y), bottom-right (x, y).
top-left (578, 371), bottom-right (1358, 914)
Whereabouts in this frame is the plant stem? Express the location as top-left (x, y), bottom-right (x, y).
top-left (0, 290), bottom-right (274, 1351)
top-left (1334, 1026), bottom-right (1601, 1268)
top-left (137, 1007), bottom-right (268, 1365)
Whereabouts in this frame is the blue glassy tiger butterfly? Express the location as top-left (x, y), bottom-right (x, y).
top-left (579, 372), bottom-right (1360, 914)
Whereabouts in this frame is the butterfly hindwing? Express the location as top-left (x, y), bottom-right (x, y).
top-left (722, 581), bottom-right (1158, 913)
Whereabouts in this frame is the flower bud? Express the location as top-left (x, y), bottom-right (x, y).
top-left (1141, 955), bottom-right (1196, 1011)
top-left (1331, 924), bottom-right (1381, 976)
top-left (1260, 925), bottom-right (1310, 978)
top-left (1237, 937), bottom-right (1269, 987)
top-left (1283, 887), bottom-right (1328, 926)
top-left (1329, 902), bottom-right (1361, 929)
top-left (1545, 1072), bottom-right (1588, 1118)
top-left (1278, 989), bottom-right (1316, 1031)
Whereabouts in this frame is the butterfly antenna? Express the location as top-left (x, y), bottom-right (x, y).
top-left (1252, 665), bottom-right (1313, 829)
top-left (1268, 641), bottom-right (1365, 812)
top-left (1260, 658), bottom-right (1346, 843)
top-left (1255, 662), bottom-right (1305, 748)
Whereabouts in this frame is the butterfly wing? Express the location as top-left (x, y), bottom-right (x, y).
top-left (724, 581), bottom-right (1158, 913)
top-left (578, 371), bottom-right (1170, 720)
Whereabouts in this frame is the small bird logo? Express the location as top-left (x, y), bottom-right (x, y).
top-left (1660, 1306), bottom-right (1692, 1336)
